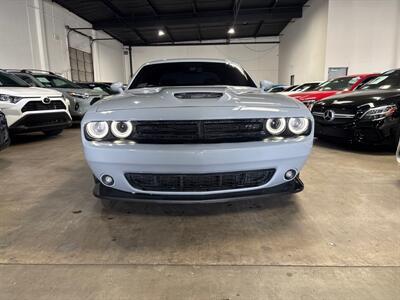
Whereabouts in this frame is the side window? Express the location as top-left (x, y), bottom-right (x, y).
top-left (19, 75), bottom-right (36, 86)
top-left (355, 76), bottom-right (378, 90)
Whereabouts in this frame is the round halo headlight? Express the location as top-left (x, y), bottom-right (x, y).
top-left (266, 118), bottom-right (286, 135)
top-left (110, 121), bottom-right (133, 139)
top-left (86, 121), bottom-right (109, 139)
top-left (288, 118), bottom-right (309, 135)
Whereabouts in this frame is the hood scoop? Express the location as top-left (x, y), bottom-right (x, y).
top-left (174, 92), bottom-right (223, 99)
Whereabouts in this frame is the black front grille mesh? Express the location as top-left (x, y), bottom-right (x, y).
top-left (125, 169), bottom-right (275, 192)
top-left (134, 119), bottom-right (266, 143)
top-left (21, 100), bottom-right (66, 112)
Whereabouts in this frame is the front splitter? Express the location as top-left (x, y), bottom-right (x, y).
top-left (93, 176), bottom-right (304, 204)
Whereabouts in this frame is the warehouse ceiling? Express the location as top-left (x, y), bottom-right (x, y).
top-left (53, 0), bottom-right (308, 46)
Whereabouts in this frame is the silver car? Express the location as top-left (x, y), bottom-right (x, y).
top-left (10, 70), bottom-right (106, 120)
top-left (81, 59), bottom-right (314, 206)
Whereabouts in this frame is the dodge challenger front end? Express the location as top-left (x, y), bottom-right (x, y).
top-left (81, 59), bottom-right (313, 205)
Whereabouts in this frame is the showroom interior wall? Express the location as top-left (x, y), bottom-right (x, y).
top-left (279, 0), bottom-right (400, 85)
top-left (324, 0), bottom-right (400, 75)
top-left (278, 0), bottom-right (329, 85)
top-left (128, 38), bottom-right (280, 85)
top-left (0, 0), bottom-right (126, 83)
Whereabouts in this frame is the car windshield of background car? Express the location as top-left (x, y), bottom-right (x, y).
top-left (317, 76), bottom-right (360, 91)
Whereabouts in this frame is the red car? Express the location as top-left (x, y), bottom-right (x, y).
top-left (290, 73), bottom-right (380, 108)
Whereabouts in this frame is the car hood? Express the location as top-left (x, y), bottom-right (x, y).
top-left (291, 90), bottom-right (342, 101)
top-left (0, 87), bottom-right (62, 97)
top-left (318, 89), bottom-right (400, 107)
top-left (95, 86), bottom-right (302, 112)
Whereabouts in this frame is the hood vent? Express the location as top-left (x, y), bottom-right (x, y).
top-left (174, 92), bottom-right (223, 99)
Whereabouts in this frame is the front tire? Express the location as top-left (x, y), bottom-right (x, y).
top-left (43, 129), bottom-right (63, 137)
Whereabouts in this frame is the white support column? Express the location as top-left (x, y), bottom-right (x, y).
top-left (29, 0), bottom-right (50, 70)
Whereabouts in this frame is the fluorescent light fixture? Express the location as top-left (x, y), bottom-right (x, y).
top-left (158, 30), bottom-right (165, 36)
top-left (227, 27), bottom-right (235, 34)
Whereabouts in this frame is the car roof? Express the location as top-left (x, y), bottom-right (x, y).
top-left (143, 58), bottom-right (235, 66)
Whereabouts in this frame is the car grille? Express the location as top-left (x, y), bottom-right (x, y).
top-left (312, 105), bottom-right (356, 125)
top-left (125, 169), bottom-right (276, 192)
top-left (21, 100), bottom-right (66, 112)
top-left (133, 119), bottom-right (267, 143)
top-left (12, 112), bottom-right (71, 128)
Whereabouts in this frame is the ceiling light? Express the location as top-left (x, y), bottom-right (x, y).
top-left (158, 30), bottom-right (165, 37)
top-left (227, 27), bottom-right (235, 34)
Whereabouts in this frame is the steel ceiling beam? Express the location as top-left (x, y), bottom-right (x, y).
top-left (99, 0), bottom-right (147, 43)
top-left (93, 6), bottom-right (303, 30)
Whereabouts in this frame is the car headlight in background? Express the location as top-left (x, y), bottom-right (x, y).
top-left (265, 118), bottom-right (286, 135)
top-left (0, 94), bottom-right (23, 104)
top-left (86, 121), bottom-right (109, 139)
top-left (110, 121), bottom-right (133, 138)
top-left (63, 97), bottom-right (70, 107)
top-left (67, 92), bottom-right (90, 99)
top-left (360, 105), bottom-right (397, 121)
top-left (288, 118), bottom-right (310, 135)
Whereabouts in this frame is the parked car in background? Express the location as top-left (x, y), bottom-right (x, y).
top-left (265, 84), bottom-right (290, 93)
top-left (9, 70), bottom-right (106, 120)
top-left (312, 69), bottom-right (400, 148)
top-left (0, 111), bottom-right (10, 150)
top-left (81, 59), bottom-right (314, 206)
top-left (0, 70), bottom-right (71, 136)
top-left (279, 81), bottom-right (322, 96)
top-left (290, 74), bottom-right (380, 109)
top-left (77, 82), bottom-right (119, 95)
top-left (283, 85), bottom-right (299, 92)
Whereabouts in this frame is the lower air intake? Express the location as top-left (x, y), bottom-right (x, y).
top-left (125, 169), bottom-right (275, 192)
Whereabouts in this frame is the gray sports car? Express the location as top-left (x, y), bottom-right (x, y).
top-left (81, 59), bottom-right (314, 206)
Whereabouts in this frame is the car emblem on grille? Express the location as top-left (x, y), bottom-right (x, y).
top-left (42, 97), bottom-right (51, 104)
top-left (324, 110), bottom-right (335, 121)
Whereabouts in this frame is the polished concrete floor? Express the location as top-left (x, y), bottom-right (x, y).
top-left (0, 128), bottom-right (399, 299)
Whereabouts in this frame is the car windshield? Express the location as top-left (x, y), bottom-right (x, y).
top-left (0, 72), bottom-right (31, 87)
top-left (360, 70), bottom-right (400, 90)
top-left (14, 73), bottom-right (45, 88)
top-left (129, 62), bottom-right (257, 89)
top-left (317, 76), bottom-right (360, 91)
top-left (33, 75), bottom-right (82, 89)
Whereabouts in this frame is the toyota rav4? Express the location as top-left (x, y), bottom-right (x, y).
top-left (0, 70), bottom-right (71, 136)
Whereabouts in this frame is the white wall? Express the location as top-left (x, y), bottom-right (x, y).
top-left (278, 0), bottom-right (329, 84)
top-left (129, 38), bottom-right (280, 85)
top-left (92, 31), bottom-right (126, 83)
top-left (0, 0), bottom-right (126, 82)
top-left (0, 0), bottom-right (45, 69)
top-left (325, 0), bottom-right (400, 75)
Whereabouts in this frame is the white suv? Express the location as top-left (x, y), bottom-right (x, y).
top-left (0, 71), bottom-right (71, 136)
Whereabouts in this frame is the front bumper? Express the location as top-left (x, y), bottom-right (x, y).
top-left (94, 176), bottom-right (304, 204)
top-left (9, 112), bottom-right (72, 133)
top-left (83, 136), bottom-right (313, 199)
top-left (314, 119), bottom-right (398, 146)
